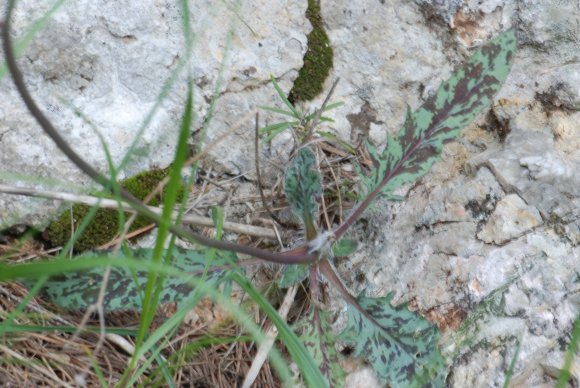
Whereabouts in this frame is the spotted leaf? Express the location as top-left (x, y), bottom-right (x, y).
top-left (29, 247), bottom-right (233, 311)
top-left (358, 30), bottom-right (516, 199)
top-left (339, 294), bottom-right (446, 387)
top-left (294, 307), bottom-right (344, 388)
top-left (284, 146), bottom-right (322, 234)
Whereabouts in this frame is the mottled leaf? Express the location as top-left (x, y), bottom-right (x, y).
top-left (284, 147), bottom-right (322, 231)
top-left (30, 247), bottom-right (233, 311)
top-left (358, 30), bottom-right (516, 199)
top-left (294, 307), bottom-right (345, 388)
top-left (339, 294), bottom-right (446, 387)
top-left (278, 264), bottom-right (309, 288)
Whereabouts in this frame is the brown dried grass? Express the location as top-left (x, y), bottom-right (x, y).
top-left (0, 140), bottom-right (359, 387)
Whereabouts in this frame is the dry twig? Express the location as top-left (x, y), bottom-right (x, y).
top-left (0, 184), bottom-right (281, 240)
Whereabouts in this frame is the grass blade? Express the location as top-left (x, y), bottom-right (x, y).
top-left (270, 74), bottom-right (300, 117)
top-left (258, 105), bottom-right (298, 117)
top-left (133, 83), bottom-right (195, 364)
top-left (557, 314), bottom-right (580, 388)
top-left (230, 271), bottom-right (327, 388)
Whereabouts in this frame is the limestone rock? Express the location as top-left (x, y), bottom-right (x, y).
top-left (1, 0), bottom-right (579, 386)
top-left (0, 0), bottom-right (309, 228)
top-left (477, 194), bottom-right (542, 245)
top-left (323, 2), bottom-right (579, 385)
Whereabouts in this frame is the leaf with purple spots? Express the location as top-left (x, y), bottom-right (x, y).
top-left (357, 30), bottom-right (516, 204)
top-left (339, 294), bottom-right (446, 386)
top-left (294, 307), bottom-right (344, 387)
top-left (29, 247), bottom-right (233, 311)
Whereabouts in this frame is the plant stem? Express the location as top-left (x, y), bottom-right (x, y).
top-left (1, 2), bottom-right (317, 265)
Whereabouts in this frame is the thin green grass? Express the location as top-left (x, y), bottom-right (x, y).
top-left (0, 1), bottom-right (305, 385)
top-left (86, 351), bottom-right (108, 388)
top-left (0, 254), bottom-right (316, 385)
top-left (502, 338), bottom-right (521, 388)
top-left (556, 313), bottom-right (580, 388)
top-left (131, 83), bottom-right (195, 370)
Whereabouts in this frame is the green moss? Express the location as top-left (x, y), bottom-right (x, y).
top-left (288, 0), bottom-right (333, 103)
top-left (45, 167), bottom-right (184, 252)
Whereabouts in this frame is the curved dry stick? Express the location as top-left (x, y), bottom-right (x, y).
top-left (1, 1), bottom-right (315, 265)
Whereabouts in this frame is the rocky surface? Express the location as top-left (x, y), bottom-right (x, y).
top-left (318, 0), bottom-right (579, 386)
top-left (0, 0), bottom-right (308, 228)
top-left (1, 0), bottom-right (579, 386)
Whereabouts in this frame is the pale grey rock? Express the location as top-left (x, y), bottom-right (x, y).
top-left (417, 167), bottom-right (504, 226)
top-left (540, 350), bottom-right (580, 385)
top-left (503, 285), bottom-right (529, 316)
top-left (331, 1), bottom-right (579, 378)
top-left (343, 367), bottom-right (381, 388)
top-left (537, 70), bottom-right (580, 112)
top-left (477, 194), bottom-right (542, 245)
top-left (318, 1), bottom-right (451, 147)
top-left (520, 153), bottom-right (576, 183)
top-left (415, 0), bottom-right (517, 47)
top-left (449, 345), bottom-right (513, 388)
top-left (1, 0), bottom-right (579, 387)
top-left (430, 222), bottom-right (479, 256)
top-left (0, 0), bottom-right (309, 228)
top-left (414, 0), bottom-right (511, 28)
top-left (471, 114), bottom-right (580, 246)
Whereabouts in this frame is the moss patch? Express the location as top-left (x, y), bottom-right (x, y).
top-left (288, 0), bottom-right (333, 103)
top-left (44, 167), bottom-right (184, 252)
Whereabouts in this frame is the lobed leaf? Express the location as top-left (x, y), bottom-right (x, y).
top-left (294, 307), bottom-right (345, 388)
top-left (358, 30), bottom-right (516, 199)
top-left (339, 294), bottom-right (446, 387)
top-left (284, 147), bottom-right (322, 232)
top-left (28, 247), bottom-right (233, 311)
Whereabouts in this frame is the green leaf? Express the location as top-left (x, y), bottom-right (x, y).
top-left (5, 256), bottom-right (295, 386)
top-left (211, 205), bottom-right (224, 240)
top-left (294, 307), bottom-right (345, 388)
top-left (278, 264), bottom-right (309, 288)
top-left (332, 239), bottom-right (358, 257)
top-left (258, 105), bottom-right (297, 118)
top-left (339, 294), bottom-right (446, 387)
top-left (284, 147), bottom-right (322, 230)
top-left (260, 120), bottom-right (299, 144)
top-left (260, 121), bottom-right (299, 133)
top-left (270, 74), bottom-right (300, 118)
top-left (28, 247), bottom-right (233, 311)
top-left (302, 103), bottom-right (344, 123)
top-left (322, 101), bottom-right (344, 111)
top-left (358, 30), bottom-right (516, 199)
